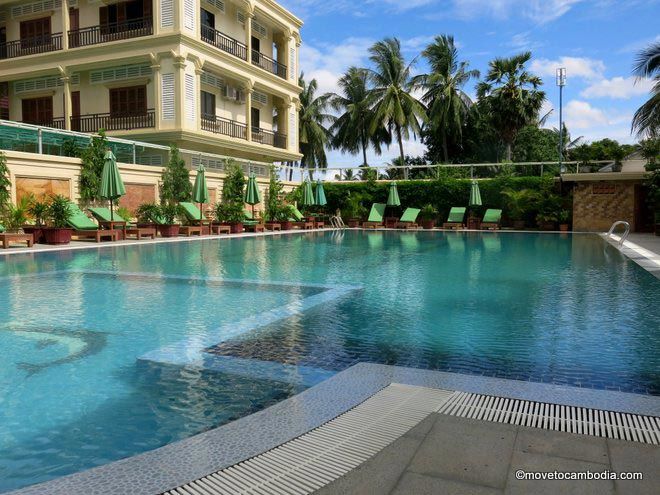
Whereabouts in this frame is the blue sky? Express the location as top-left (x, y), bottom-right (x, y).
top-left (279, 0), bottom-right (660, 167)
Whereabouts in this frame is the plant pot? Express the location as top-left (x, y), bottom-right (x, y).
top-left (559, 224), bottom-right (570, 232)
top-left (539, 221), bottom-right (556, 231)
top-left (347, 219), bottom-right (360, 228)
top-left (230, 222), bottom-right (244, 234)
top-left (513, 220), bottom-right (526, 230)
top-left (158, 224), bottom-right (180, 237)
top-left (420, 219), bottom-right (435, 229)
top-left (43, 228), bottom-right (72, 245)
top-left (280, 221), bottom-right (293, 230)
top-left (22, 226), bottom-right (45, 243)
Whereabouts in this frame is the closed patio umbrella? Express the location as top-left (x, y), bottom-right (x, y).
top-left (301, 178), bottom-right (315, 208)
top-left (314, 179), bottom-right (327, 207)
top-left (244, 172), bottom-right (261, 218)
top-left (193, 163), bottom-right (209, 221)
top-left (387, 182), bottom-right (401, 207)
top-left (99, 149), bottom-right (126, 221)
top-left (469, 179), bottom-right (482, 206)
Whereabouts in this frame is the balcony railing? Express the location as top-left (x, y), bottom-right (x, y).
top-left (0, 33), bottom-right (62, 59)
top-left (68, 17), bottom-right (153, 48)
top-left (252, 127), bottom-right (287, 149)
top-left (20, 118), bottom-right (65, 129)
top-left (251, 50), bottom-right (287, 80)
top-left (201, 114), bottom-right (247, 140)
top-left (73, 110), bottom-right (155, 133)
top-left (201, 25), bottom-right (247, 61)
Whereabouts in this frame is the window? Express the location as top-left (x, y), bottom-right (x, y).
top-left (200, 8), bottom-right (214, 40)
top-left (22, 96), bottom-right (53, 124)
top-left (201, 91), bottom-right (215, 119)
top-left (251, 107), bottom-right (260, 130)
top-left (20, 17), bottom-right (51, 47)
top-left (99, 0), bottom-right (148, 33)
top-left (109, 86), bottom-right (146, 117)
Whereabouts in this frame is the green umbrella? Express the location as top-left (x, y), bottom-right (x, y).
top-left (301, 178), bottom-right (315, 208)
top-left (314, 179), bottom-right (327, 207)
top-left (469, 179), bottom-right (482, 206)
top-left (244, 172), bottom-right (261, 218)
top-left (387, 182), bottom-right (401, 206)
top-left (99, 149), bottom-right (126, 221)
top-left (193, 164), bottom-right (209, 221)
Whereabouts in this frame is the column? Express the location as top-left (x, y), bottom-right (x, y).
top-left (245, 10), bottom-right (253, 63)
top-left (61, 73), bottom-right (72, 130)
top-left (245, 82), bottom-right (253, 141)
top-left (173, 54), bottom-right (186, 129)
top-left (288, 99), bottom-right (298, 152)
top-left (61, 0), bottom-right (69, 50)
top-left (194, 65), bottom-right (203, 132)
top-left (150, 56), bottom-right (161, 130)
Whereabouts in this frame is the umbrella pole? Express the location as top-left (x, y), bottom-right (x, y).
top-left (252, 204), bottom-right (255, 219)
top-left (110, 199), bottom-right (114, 221)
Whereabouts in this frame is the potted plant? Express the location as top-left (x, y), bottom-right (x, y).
top-left (342, 193), bottom-right (367, 228)
top-left (157, 203), bottom-right (183, 237)
top-left (418, 204), bottom-right (437, 229)
top-left (1, 196), bottom-right (30, 233)
top-left (536, 212), bottom-right (558, 231)
top-left (43, 195), bottom-right (73, 244)
top-left (25, 198), bottom-right (49, 243)
top-left (135, 203), bottom-right (161, 228)
top-left (558, 210), bottom-right (571, 232)
top-left (214, 202), bottom-right (245, 233)
top-left (502, 189), bottom-right (535, 229)
top-left (277, 205), bottom-right (295, 230)
top-left (264, 165), bottom-right (285, 230)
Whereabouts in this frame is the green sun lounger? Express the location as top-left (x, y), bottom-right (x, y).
top-left (481, 209), bottom-right (502, 230)
top-left (67, 208), bottom-right (118, 242)
top-left (396, 208), bottom-right (421, 229)
top-left (442, 207), bottom-right (466, 229)
top-left (243, 209), bottom-right (260, 226)
top-left (0, 223), bottom-right (4, 233)
top-left (179, 202), bottom-right (212, 225)
top-left (88, 207), bottom-right (128, 223)
top-left (363, 203), bottom-right (386, 228)
top-left (288, 206), bottom-right (312, 229)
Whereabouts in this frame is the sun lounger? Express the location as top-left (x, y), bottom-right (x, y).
top-left (480, 209), bottom-right (502, 230)
top-left (396, 208), bottom-right (421, 229)
top-left (0, 223), bottom-right (34, 249)
top-left (442, 207), bottom-right (466, 230)
top-left (88, 206), bottom-right (155, 240)
top-left (180, 202), bottom-right (212, 226)
top-left (362, 203), bottom-right (386, 228)
top-left (289, 206), bottom-right (314, 230)
top-left (67, 211), bottom-right (118, 242)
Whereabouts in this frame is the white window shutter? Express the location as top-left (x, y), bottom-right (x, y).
top-left (161, 73), bottom-right (175, 121)
top-left (183, 0), bottom-right (195, 31)
top-left (289, 46), bottom-right (296, 81)
top-left (160, 0), bottom-right (174, 28)
top-left (185, 74), bottom-right (196, 122)
top-left (289, 110), bottom-right (296, 150)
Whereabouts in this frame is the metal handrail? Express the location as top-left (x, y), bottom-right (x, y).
top-left (606, 221), bottom-right (630, 247)
top-left (201, 25), bottom-right (247, 60)
top-left (330, 215), bottom-right (346, 229)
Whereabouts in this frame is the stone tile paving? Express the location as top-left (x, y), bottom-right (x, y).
top-left (318, 413), bottom-right (659, 495)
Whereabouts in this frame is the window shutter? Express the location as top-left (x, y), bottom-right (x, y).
top-left (289, 46), bottom-right (295, 81)
top-left (160, 0), bottom-right (173, 28)
top-left (289, 110), bottom-right (296, 150)
top-left (161, 73), bottom-right (175, 121)
top-left (183, 0), bottom-right (194, 31)
top-left (184, 73), bottom-right (195, 122)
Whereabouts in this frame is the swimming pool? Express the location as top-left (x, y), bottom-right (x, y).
top-left (1, 231), bottom-right (658, 492)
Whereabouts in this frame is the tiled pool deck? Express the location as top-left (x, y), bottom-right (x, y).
top-left (4, 229), bottom-right (659, 494)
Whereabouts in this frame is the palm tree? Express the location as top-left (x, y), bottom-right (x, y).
top-left (415, 35), bottom-right (480, 163)
top-left (328, 67), bottom-right (390, 167)
top-left (367, 38), bottom-right (427, 178)
top-left (632, 42), bottom-right (660, 138)
top-left (298, 73), bottom-right (334, 178)
top-left (477, 52), bottom-right (546, 161)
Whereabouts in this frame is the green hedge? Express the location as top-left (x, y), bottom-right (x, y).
top-left (322, 177), bottom-right (555, 221)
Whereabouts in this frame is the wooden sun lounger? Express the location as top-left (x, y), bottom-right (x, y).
top-left (244, 223), bottom-right (265, 233)
top-left (1, 233), bottom-right (34, 249)
top-left (292, 221), bottom-right (314, 230)
top-left (265, 223), bottom-right (281, 231)
top-left (124, 227), bottom-right (156, 240)
top-left (210, 224), bottom-right (231, 235)
top-left (180, 226), bottom-right (204, 236)
top-left (71, 229), bottom-right (119, 242)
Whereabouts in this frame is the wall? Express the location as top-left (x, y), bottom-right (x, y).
top-left (572, 181), bottom-right (638, 232)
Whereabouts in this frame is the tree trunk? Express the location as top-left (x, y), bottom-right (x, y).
top-left (441, 129), bottom-right (449, 163)
top-left (396, 124), bottom-right (406, 179)
top-left (361, 129), bottom-right (368, 167)
top-left (505, 142), bottom-right (512, 162)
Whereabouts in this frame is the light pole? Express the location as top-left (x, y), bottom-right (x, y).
top-left (556, 68), bottom-right (567, 173)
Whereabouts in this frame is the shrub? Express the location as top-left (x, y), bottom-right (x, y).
top-left (217, 160), bottom-right (245, 223)
top-left (0, 151), bottom-right (10, 210)
top-left (79, 131), bottom-right (108, 205)
top-left (265, 166), bottom-right (285, 222)
top-left (135, 203), bottom-right (160, 224)
top-left (46, 195), bottom-right (73, 228)
top-left (160, 145), bottom-right (192, 204)
top-left (27, 198), bottom-right (49, 226)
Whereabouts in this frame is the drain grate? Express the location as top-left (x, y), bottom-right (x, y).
top-left (162, 384), bottom-right (453, 495)
top-left (437, 391), bottom-right (660, 445)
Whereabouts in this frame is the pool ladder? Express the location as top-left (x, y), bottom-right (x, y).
top-left (606, 220), bottom-right (630, 247)
top-left (330, 215), bottom-right (346, 229)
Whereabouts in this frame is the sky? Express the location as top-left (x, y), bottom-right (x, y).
top-left (279, 0), bottom-right (660, 169)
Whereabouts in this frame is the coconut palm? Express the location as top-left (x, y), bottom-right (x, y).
top-left (477, 52), bottom-right (546, 161)
top-left (328, 67), bottom-right (391, 167)
top-left (367, 38), bottom-right (427, 178)
top-left (298, 73), bottom-right (334, 178)
top-left (415, 35), bottom-right (480, 163)
top-left (632, 42), bottom-right (660, 138)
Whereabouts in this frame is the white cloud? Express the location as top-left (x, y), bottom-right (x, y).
top-left (530, 56), bottom-right (606, 81)
top-left (581, 76), bottom-right (654, 99)
top-left (564, 100), bottom-right (608, 129)
top-left (561, 100), bottom-right (636, 143)
top-left (506, 31), bottom-right (543, 51)
top-left (452, 0), bottom-right (582, 23)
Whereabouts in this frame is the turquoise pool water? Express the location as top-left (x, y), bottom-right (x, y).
top-left (0, 231), bottom-right (658, 492)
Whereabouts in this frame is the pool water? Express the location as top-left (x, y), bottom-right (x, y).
top-left (0, 231), bottom-right (658, 492)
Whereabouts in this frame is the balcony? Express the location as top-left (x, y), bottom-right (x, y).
top-left (201, 25), bottom-right (247, 61)
top-left (68, 17), bottom-right (153, 48)
top-left (201, 114), bottom-right (247, 139)
top-left (252, 127), bottom-right (287, 149)
top-left (0, 33), bottom-right (62, 60)
top-left (20, 118), bottom-right (65, 129)
top-left (72, 110), bottom-right (155, 133)
top-left (251, 50), bottom-right (287, 80)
